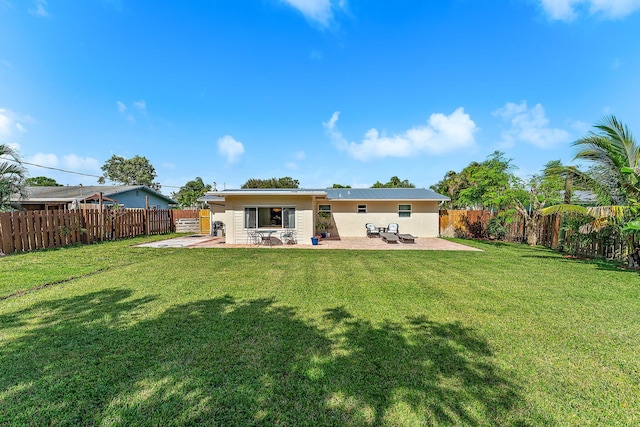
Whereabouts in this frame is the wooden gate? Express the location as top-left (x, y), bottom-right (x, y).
top-left (199, 209), bottom-right (210, 234)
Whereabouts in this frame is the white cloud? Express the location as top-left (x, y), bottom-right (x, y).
top-left (133, 99), bottom-right (146, 111)
top-left (0, 108), bottom-right (29, 139)
top-left (494, 101), bottom-right (570, 148)
top-left (63, 154), bottom-right (100, 171)
top-left (26, 153), bottom-right (100, 172)
top-left (0, 111), bottom-right (11, 136)
top-left (539, 0), bottom-right (640, 20)
top-left (116, 100), bottom-right (146, 122)
top-left (6, 142), bottom-right (21, 152)
top-left (28, 152), bottom-right (59, 167)
top-left (285, 151), bottom-right (306, 170)
top-left (571, 120), bottom-right (591, 134)
top-left (0, 143), bottom-right (21, 161)
top-left (217, 135), bottom-right (245, 164)
top-left (29, 0), bottom-right (49, 17)
top-left (279, 0), bottom-right (345, 26)
top-left (325, 108), bottom-right (477, 161)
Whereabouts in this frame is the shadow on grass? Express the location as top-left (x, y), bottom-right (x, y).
top-left (0, 291), bottom-right (537, 425)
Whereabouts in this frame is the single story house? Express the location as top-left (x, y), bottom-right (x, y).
top-left (12, 185), bottom-right (177, 211)
top-left (205, 188), bottom-right (449, 244)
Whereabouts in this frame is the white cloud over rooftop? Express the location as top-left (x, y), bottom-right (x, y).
top-left (326, 108), bottom-right (477, 161)
top-left (217, 135), bottom-right (245, 164)
top-left (494, 101), bottom-right (570, 149)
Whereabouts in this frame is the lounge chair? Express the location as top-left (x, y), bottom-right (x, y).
top-left (386, 223), bottom-right (416, 243)
top-left (366, 223), bottom-right (380, 238)
top-left (397, 234), bottom-right (416, 243)
top-left (381, 232), bottom-right (399, 243)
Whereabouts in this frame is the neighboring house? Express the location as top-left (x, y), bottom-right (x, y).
top-left (205, 188), bottom-right (449, 244)
top-left (12, 185), bottom-right (177, 211)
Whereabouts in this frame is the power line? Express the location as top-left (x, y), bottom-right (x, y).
top-left (19, 160), bottom-right (102, 178)
top-left (3, 157), bottom-right (182, 189)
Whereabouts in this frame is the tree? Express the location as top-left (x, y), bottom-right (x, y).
top-left (542, 116), bottom-right (640, 267)
top-left (25, 176), bottom-right (62, 186)
top-left (507, 171), bottom-right (565, 246)
top-left (241, 177), bottom-right (299, 189)
top-left (332, 183), bottom-right (351, 188)
top-left (98, 155), bottom-right (160, 191)
top-left (171, 177), bottom-right (212, 208)
top-left (432, 151), bottom-right (517, 210)
top-left (0, 144), bottom-right (27, 211)
top-left (371, 176), bottom-right (415, 188)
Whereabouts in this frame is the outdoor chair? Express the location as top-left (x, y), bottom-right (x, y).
top-left (247, 230), bottom-right (260, 245)
top-left (280, 229), bottom-right (297, 245)
top-left (387, 223), bottom-right (399, 234)
top-left (366, 223), bottom-right (380, 238)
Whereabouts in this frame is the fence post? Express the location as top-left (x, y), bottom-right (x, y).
top-left (99, 192), bottom-right (104, 241)
top-left (0, 212), bottom-right (14, 254)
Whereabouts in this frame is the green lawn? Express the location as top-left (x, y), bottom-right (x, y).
top-left (1, 238), bottom-right (639, 426)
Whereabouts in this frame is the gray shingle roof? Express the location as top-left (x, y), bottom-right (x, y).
top-left (19, 186), bottom-right (176, 204)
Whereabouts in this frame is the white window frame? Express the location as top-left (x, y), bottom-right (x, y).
top-left (244, 206), bottom-right (296, 229)
top-left (318, 204), bottom-right (331, 214)
top-left (357, 204), bottom-right (367, 214)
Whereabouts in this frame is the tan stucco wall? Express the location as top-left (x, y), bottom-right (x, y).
top-left (212, 195), bottom-right (317, 244)
top-left (324, 200), bottom-right (440, 238)
top-left (210, 197), bottom-right (441, 243)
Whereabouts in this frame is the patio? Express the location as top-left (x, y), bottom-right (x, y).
top-left (137, 235), bottom-right (481, 251)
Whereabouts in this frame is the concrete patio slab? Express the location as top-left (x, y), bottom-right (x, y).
top-left (136, 235), bottom-right (481, 251)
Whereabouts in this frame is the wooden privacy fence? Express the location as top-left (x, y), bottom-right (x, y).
top-left (439, 209), bottom-right (632, 261)
top-left (439, 210), bottom-right (493, 239)
top-left (0, 209), bottom-right (175, 255)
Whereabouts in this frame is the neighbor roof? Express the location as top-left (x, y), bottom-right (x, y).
top-left (17, 186), bottom-right (177, 204)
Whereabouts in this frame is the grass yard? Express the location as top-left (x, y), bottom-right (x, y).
top-left (1, 237), bottom-right (639, 426)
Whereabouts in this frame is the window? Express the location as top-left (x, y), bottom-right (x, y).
top-left (357, 204), bottom-right (367, 213)
top-left (318, 204), bottom-right (331, 213)
top-left (398, 204), bottom-right (411, 217)
top-left (244, 207), bottom-right (295, 228)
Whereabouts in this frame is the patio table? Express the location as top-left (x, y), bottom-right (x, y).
top-left (256, 230), bottom-right (277, 247)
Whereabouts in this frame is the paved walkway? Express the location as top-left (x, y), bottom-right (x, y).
top-left (137, 235), bottom-right (481, 251)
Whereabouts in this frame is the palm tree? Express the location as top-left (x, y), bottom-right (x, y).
top-left (0, 144), bottom-right (27, 211)
top-left (543, 116), bottom-right (640, 267)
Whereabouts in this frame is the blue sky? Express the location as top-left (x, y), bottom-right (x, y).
top-left (1, 0), bottom-right (639, 193)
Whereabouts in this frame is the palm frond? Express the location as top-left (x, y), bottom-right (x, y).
top-left (585, 205), bottom-right (627, 219)
top-left (541, 204), bottom-right (587, 216)
top-left (578, 217), bottom-right (609, 234)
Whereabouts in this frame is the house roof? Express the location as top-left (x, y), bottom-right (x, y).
top-left (207, 189), bottom-right (328, 197)
top-left (16, 185), bottom-right (177, 204)
top-left (324, 188), bottom-right (449, 201)
top-left (207, 188), bottom-right (449, 201)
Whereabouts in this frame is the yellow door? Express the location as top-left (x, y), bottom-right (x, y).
top-left (199, 209), bottom-right (211, 234)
